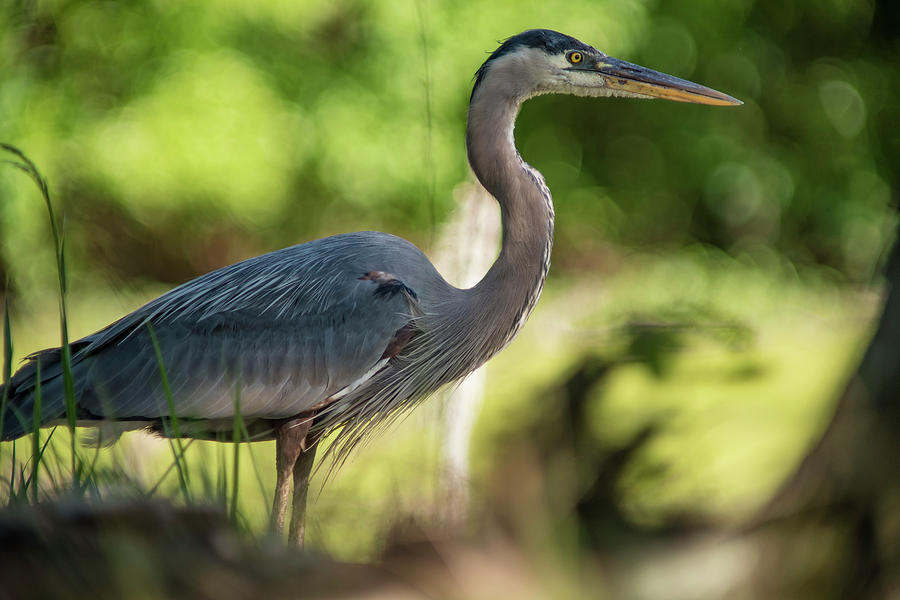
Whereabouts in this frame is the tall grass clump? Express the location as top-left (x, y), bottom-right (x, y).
top-left (0, 146), bottom-right (207, 507)
top-left (1, 144), bottom-right (79, 482)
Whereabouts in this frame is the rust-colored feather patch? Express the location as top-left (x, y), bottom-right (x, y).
top-left (381, 323), bottom-right (418, 360)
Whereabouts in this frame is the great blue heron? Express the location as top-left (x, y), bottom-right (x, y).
top-left (1, 29), bottom-right (739, 544)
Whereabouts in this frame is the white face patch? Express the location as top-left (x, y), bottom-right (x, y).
top-left (479, 46), bottom-right (647, 102)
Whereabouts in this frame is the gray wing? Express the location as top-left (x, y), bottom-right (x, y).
top-left (1, 233), bottom-right (425, 438)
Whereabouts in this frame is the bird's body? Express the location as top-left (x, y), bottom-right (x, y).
top-left (2, 223), bottom-right (548, 441)
top-left (1, 29), bottom-right (739, 544)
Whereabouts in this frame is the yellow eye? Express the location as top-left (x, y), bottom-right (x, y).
top-left (567, 51), bottom-right (583, 64)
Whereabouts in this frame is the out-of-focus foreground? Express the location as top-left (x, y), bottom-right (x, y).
top-left (1, 0), bottom-right (899, 598)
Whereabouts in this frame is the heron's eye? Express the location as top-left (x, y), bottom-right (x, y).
top-left (567, 51), bottom-right (583, 65)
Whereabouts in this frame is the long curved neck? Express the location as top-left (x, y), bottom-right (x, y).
top-left (465, 81), bottom-right (554, 350)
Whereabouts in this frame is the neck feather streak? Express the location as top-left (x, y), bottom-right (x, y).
top-left (464, 82), bottom-right (555, 361)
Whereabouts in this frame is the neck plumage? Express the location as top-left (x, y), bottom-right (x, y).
top-left (464, 81), bottom-right (555, 354)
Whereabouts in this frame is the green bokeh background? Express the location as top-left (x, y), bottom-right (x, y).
top-left (1, 0), bottom-right (897, 563)
top-left (2, 0), bottom-right (896, 295)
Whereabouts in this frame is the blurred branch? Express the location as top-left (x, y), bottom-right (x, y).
top-left (764, 228), bottom-right (900, 512)
top-left (753, 223), bottom-right (900, 597)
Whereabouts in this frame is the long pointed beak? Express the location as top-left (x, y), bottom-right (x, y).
top-left (591, 56), bottom-right (742, 106)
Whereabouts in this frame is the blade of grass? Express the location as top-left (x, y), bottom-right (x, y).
top-left (231, 380), bottom-right (244, 523)
top-left (237, 415), bottom-right (269, 522)
top-left (217, 443), bottom-right (227, 505)
top-left (80, 437), bottom-right (104, 494)
top-left (16, 464), bottom-right (27, 502)
top-left (146, 324), bottom-right (191, 502)
top-left (21, 426), bottom-right (56, 500)
top-left (8, 440), bottom-right (15, 502)
top-left (1, 288), bottom-right (11, 443)
top-left (147, 438), bottom-right (194, 497)
top-left (414, 0), bottom-right (437, 243)
top-left (1, 288), bottom-right (12, 503)
top-left (30, 360), bottom-right (41, 503)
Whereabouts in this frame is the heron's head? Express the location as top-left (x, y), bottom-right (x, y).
top-left (472, 29), bottom-right (741, 107)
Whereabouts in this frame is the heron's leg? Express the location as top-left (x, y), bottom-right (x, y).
top-left (288, 426), bottom-right (322, 546)
top-left (270, 416), bottom-right (313, 537)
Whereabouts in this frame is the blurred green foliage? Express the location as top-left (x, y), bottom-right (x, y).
top-left (0, 0), bottom-right (897, 567)
top-left (0, 0), bottom-right (897, 300)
